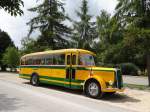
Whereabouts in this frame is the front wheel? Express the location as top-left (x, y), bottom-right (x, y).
top-left (85, 81), bottom-right (103, 98)
top-left (30, 74), bottom-right (39, 86)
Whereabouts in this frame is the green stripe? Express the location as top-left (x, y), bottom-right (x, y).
top-left (19, 74), bottom-right (30, 80)
top-left (40, 80), bottom-right (82, 89)
top-left (20, 65), bottom-right (65, 69)
top-left (40, 75), bottom-right (84, 83)
top-left (19, 74), bottom-right (84, 83)
top-left (20, 74), bottom-right (31, 77)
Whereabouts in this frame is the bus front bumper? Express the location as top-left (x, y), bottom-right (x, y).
top-left (102, 87), bottom-right (125, 92)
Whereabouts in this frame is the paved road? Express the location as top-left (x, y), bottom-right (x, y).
top-left (0, 72), bottom-right (137, 112)
top-left (123, 75), bottom-right (148, 85)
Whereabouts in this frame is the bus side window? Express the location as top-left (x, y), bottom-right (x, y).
top-left (25, 58), bottom-right (28, 65)
top-left (28, 58), bottom-right (33, 65)
top-left (78, 55), bottom-right (83, 65)
top-left (72, 55), bottom-right (76, 65)
top-left (41, 56), bottom-right (45, 65)
top-left (21, 59), bottom-right (24, 65)
top-left (58, 54), bottom-right (65, 65)
top-left (67, 55), bottom-right (71, 65)
top-left (46, 55), bottom-right (53, 65)
top-left (35, 58), bottom-right (41, 65)
top-left (53, 54), bottom-right (65, 65)
top-left (41, 59), bottom-right (44, 65)
top-left (33, 59), bottom-right (36, 65)
top-left (53, 55), bottom-right (57, 65)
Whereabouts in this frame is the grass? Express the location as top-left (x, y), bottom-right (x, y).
top-left (124, 83), bottom-right (150, 91)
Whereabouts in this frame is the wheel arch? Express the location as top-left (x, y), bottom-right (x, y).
top-left (31, 72), bottom-right (39, 77)
top-left (83, 77), bottom-right (105, 92)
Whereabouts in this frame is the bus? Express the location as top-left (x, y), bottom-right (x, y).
top-left (19, 49), bottom-right (124, 98)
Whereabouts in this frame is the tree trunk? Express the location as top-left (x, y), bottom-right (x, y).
top-left (147, 54), bottom-right (150, 86)
top-left (1, 65), bottom-right (6, 71)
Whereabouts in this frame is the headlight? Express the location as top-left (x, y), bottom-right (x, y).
top-left (108, 80), bottom-right (113, 86)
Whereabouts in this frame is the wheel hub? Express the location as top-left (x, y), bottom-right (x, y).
top-left (88, 82), bottom-right (99, 97)
top-left (32, 75), bottom-right (38, 85)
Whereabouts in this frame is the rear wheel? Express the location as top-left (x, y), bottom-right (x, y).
top-left (85, 81), bottom-right (103, 98)
top-left (30, 74), bottom-right (39, 86)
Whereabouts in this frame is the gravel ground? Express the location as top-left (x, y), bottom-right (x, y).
top-left (0, 72), bottom-right (150, 112)
top-left (123, 75), bottom-right (148, 85)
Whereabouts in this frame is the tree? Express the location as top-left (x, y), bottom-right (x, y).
top-left (97, 10), bottom-right (123, 45)
top-left (96, 1), bottom-right (150, 70)
top-left (97, 10), bottom-right (111, 44)
top-left (2, 47), bottom-right (20, 71)
top-left (96, 10), bottom-right (123, 63)
top-left (0, 29), bottom-right (14, 71)
top-left (27, 0), bottom-right (71, 50)
top-left (114, 0), bottom-right (150, 70)
top-left (0, 0), bottom-right (24, 16)
top-left (121, 26), bottom-right (150, 70)
top-left (115, 0), bottom-right (150, 28)
top-left (72, 0), bottom-right (97, 50)
top-left (21, 37), bottom-right (38, 54)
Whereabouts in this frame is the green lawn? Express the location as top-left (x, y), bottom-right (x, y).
top-left (124, 83), bottom-right (150, 91)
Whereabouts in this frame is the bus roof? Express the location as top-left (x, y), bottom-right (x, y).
top-left (21, 49), bottom-right (96, 58)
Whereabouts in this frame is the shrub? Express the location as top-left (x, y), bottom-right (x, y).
top-left (118, 63), bottom-right (141, 75)
top-left (2, 47), bottom-right (20, 71)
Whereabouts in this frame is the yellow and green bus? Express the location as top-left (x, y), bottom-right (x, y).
top-left (19, 49), bottom-right (124, 98)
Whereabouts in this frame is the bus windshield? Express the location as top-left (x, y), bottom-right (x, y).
top-left (79, 54), bottom-right (95, 66)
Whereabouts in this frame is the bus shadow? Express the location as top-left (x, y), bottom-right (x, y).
top-left (23, 82), bottom-right (140, 103)
top-left (101, 93), bottom-right (141, 103)
top-left (24, 82), bottom-right (83, 95)
top-left (41, 83), bottom-right (84, 95)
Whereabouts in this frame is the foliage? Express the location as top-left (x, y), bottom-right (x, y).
top-left (0, 0), bottom-right (24, 16)
top-left (96, 0), bottom-right (150, 72)
top-left (97, 10), bottom-right (123, 45)
top-left (27, 0), bottom-right (71, 50)
top-left (96, 10), bottom-right (123, 64)
top-left (115, 0), bottom-right (150, 28)
top-left (21, 37), bottom-right (38, 54)
top-left (0, 30), bottom-right (14, 54)
top-left (0, 29), bottom-right (14, 71)
top-left (72, 0), bottom-right (97, 50)
top-left (2, 47), bottom-right (20, 71)
top-left (21, 36), bottom-right (53, 55)
top-left (97, 24), bottom-right (150, 70)
top-left (121, 26), bottom-right (150, 69)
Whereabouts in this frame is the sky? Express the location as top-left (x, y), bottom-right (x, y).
top-left (0, 0), bottom-right (117, 48)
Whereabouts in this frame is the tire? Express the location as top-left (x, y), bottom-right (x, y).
top-left (85, 81), bottom-right (103, 98)
top-left (30, 74), bottom-right (39, 86)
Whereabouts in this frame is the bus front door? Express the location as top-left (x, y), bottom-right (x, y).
top-left (66, 53), bottom-right (77, 89)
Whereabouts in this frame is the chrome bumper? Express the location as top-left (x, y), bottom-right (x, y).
top-left (102, 87), bottom-right (125, 92)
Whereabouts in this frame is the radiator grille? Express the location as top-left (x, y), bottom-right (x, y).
top-left (113, 69), bottom-right (123, 89)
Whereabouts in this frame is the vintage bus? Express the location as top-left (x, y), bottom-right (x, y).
top-left (19, 49), bottom-right (124, 98)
